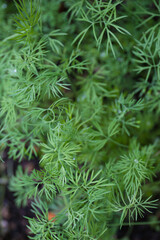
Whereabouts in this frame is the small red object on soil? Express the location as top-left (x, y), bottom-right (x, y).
top-left (48, 212), bottom-right (56, 222)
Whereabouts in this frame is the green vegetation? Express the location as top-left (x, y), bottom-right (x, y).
top-left (0, 0), bottom-right (160, 239)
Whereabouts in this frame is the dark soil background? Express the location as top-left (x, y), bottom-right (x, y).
top-left (0, 150), bottom-right (36, 240)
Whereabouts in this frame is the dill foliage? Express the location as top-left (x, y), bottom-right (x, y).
top-left (0, 0), bottom-right (160, 239)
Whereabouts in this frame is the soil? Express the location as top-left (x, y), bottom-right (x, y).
top-left (0, 150), bottom-right (36, 240)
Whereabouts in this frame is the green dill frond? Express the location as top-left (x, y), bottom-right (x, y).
top-left (72, 0), bottom-right (130, 57)
top-left (14, 0), bottom-right (41, 43)
top-left (133, 31), bottom-right (160, 82)
top-left (111, 189), bottom-right (158, 227)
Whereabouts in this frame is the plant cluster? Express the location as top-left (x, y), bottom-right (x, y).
top-left (0, 0), bottom-right (160, 239)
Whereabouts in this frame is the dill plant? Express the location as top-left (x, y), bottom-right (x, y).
top-left (0, 0), bottom-right (160, 239)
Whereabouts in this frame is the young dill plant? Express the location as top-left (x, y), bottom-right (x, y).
top-left (0, 0), bottom-right (159, 239)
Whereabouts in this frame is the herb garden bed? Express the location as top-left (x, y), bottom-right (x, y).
top-left (0, 0), bottom-right (160, 239)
